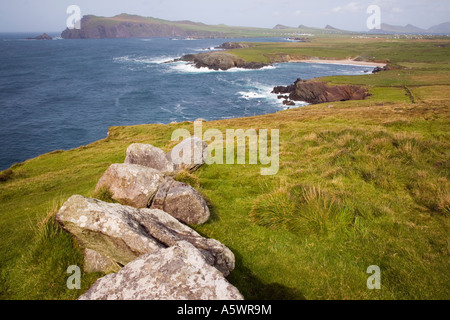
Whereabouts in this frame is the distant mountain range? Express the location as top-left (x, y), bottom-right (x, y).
top-left (369, 22), bottom-right (450, 34)
top-left (60, 14), bottom-right (450, 39)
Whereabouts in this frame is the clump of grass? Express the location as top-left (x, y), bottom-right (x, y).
top-left (34, 200), bottom-right (64, 241)
top-left (249, 187), bottom-right (294, 230)
top-left (250, 184), bottom-right (356, 236)
top-left (91, 186), bottom-right (117, 203)
top-left (175, 169), bottom-right (201, 188)
top-left (407, 173), bottom-right (450, 215)
top-left (0, 168), bottom-right (13, 182)
top-left (8, 198), bottom-right (98, 300)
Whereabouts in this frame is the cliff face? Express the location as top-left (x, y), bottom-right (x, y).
top-left (61, 15), bottom-right (222, 39)
top-left (273, 79), bottom-right (370, 104)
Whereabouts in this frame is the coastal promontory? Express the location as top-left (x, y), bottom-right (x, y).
top-left (177, 51), bottom-right (269, 71)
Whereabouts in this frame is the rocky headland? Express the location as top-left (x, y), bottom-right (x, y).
top-left (61, 14), bottom-right (224, 39)
top-left (272, 78), bottom-right (371, 105)
top-left (177, 51), bottom-right (269, 71)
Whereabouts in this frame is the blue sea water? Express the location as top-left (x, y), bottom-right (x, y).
top-left (0, 33), bottom-right (374, 170)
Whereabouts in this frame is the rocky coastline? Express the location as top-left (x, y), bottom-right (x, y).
top-left (272, 78), bottom-right (371, 105)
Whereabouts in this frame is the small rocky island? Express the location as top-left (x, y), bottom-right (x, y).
top-left (177, 51), bottom-right (269, 71)
top-left (169, 42), bottom-right (269, 71)
top-left (27, 33), bottom-right (52, 40)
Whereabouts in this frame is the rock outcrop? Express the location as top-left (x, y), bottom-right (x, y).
top-left (123, 138), bottom-right (208, 174)
top-left (151, 178), bottom-right (210, 225)
top-left (78, 241), bottom-right (243, 300)
top-left (27, 33), bottom-right (52, 40)
top-left (272, 78), bottom-right (370, 104)
top-left (215, 42), bottom-right (253, 50)
top-left (95, 163), bottom-right (165, 208)
top-left (178, 52), bottom-right (269, 71)
top-left (56, 195), bottom-right (235, 276)
top-left (124, 143), bottom-right (175, 174)
top-left (57, 137), bottom-right (242, 300)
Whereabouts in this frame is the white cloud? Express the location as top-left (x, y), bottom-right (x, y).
top-left (332, 2), bottom-right (364, 13)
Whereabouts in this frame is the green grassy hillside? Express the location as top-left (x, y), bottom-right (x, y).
top-left (0, 37), bottom-right (449, 300)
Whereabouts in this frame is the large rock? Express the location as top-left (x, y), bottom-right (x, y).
top-left (151, 178), bottom-right (210, 225)
top-left (124, 143), bottom-right (175, 174)
top-left (166, 136), bottom-right (208, 172)
top-left (272, 78), bottom-right (370, 104)
top-left (78, 241), bottom-right (244, 300)
top-left (95, 163), bottom-right (165, 208)
top-left (56, 195), bottom-right (234, 276)
top-left (56, 195), bottom-right (163, 267)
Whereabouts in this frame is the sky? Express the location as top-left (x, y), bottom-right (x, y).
top-left (0, 0), bottom-right (449, 32)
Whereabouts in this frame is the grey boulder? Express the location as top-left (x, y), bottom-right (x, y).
top-left (56, 195), bottom-right (234, 276)
top-left (151, 178), bottom-right (210, 225)
top-left (78, 241), bottom-right (244, 300)
top-left (95, 163), bottom-right (165, 208)
top-left (124, 143), bottom-right (175, 174)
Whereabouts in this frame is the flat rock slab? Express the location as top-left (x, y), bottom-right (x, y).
top-left (56, 195), bottom-right (234, 276)
top-left (78, 241), bottom-right (244, 300)
top-left (95, 163), bottom-right (165, 208)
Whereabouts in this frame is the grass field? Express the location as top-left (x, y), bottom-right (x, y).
top-left (0, 36), bottom-right (449, 300)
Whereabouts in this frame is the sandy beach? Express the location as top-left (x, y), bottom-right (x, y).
top-left (289, 59), bottom-right (387, 68)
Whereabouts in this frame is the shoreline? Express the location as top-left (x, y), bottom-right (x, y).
top-left (288, 59), bottom-right (387, 68)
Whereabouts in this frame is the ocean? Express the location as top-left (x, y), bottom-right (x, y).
top-left (0, 33), bottom-right (374, 170)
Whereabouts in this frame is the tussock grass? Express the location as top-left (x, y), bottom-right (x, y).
top-left (250, 184), bottom-right (356, 235)
top-left (91, 186), bottom-right (117, 203)
top-left (0, 169), bottom-right (14, 182)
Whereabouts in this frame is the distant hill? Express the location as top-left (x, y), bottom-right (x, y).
top-left (61, 14), bottom-right (226, 39)
top-left (371, 23), bottom-right (426, 34)
top-left (273, 24), bottom-right (293, 30)
top-left (369, 22), bottom-right (450, 34)
top-left (325, 25), bottom-right (339, 31)
top-left (62, 14), bottom-right (333, 39)
top-left (61, 14), bottom-right (450, 39)
top-left (427, 22), bottom-right (450, 34)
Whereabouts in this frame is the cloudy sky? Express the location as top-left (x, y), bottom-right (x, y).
top-left (0, 0), bottom-right (449, 32)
